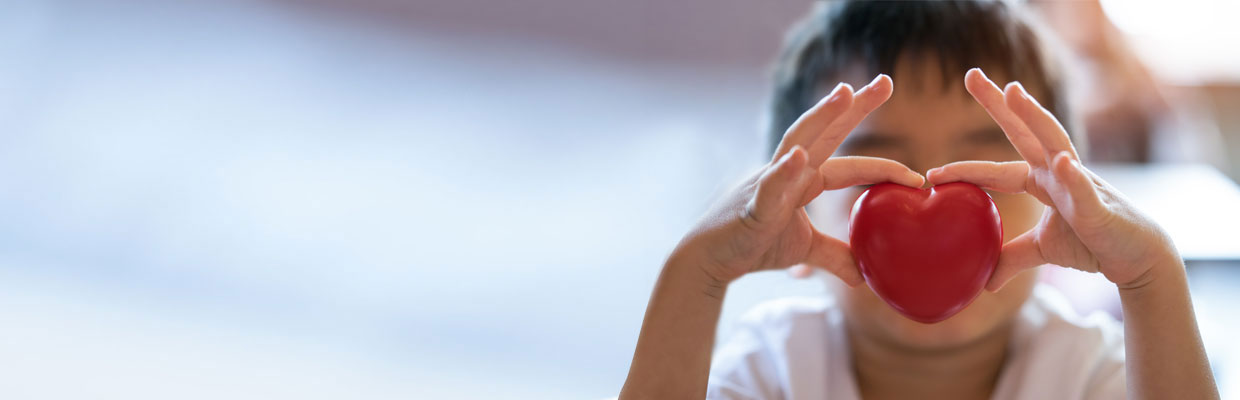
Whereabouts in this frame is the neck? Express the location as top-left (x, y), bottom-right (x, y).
top-left (847, 322), bottom-right (1013, 400)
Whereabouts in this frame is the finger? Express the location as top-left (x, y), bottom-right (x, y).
top-left (803, 231), bottom-right (863, 286)
top-left (745, 146), bottom-right (811, 227)
top-left (773, 83), bottom-right (855, 162)
top-left (964, 68), bottom-right (1047, 168)
top-left (985, 230), bottom-right (1046, 292)
top-left (926, 161), bottom-right (1030, 193)
top-left (817, 156), bottom-right (924, 193)
top-left (1004, 82), bottom-right (1080, 162)
top-left (1049, 151), bottom-right (1108, 224)
top-left (787, 264), bottom-right (814, 279)
top-left (806, 74), bottom-right (894, 166)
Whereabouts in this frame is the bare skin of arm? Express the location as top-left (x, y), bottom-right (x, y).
top-left (1119, 263), bottom-right (1216, 398)
top-left (619, 75), bottom-right (924, 399)
top-left (928, 68), bottom-right (1218, 399)
top-left (618, 250), bottom-right (729, 399)
top-left (621, 68), bottom-right (1219, 399)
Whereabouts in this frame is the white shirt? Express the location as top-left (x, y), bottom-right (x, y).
top-left (707, 285), bottom-right (1126, 399)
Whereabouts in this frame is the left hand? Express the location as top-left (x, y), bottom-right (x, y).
top-left (926, 68), bottom-right (1180, 291)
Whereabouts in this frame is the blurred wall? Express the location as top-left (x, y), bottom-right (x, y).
top-left (279, 0), bottom-right (812, 69)
top-left (1, 1), bottom-right (1237, 399)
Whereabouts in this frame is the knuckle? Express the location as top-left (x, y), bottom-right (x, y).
top-left (738, 200), bottom-right (763, 231)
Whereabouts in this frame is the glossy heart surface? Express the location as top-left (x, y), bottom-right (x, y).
top-left (848, 182), bottom-right (1002, 324)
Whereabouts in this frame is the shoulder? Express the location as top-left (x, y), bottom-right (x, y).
top-left (734, 296), bottom-right (835, 331)
top-left (1024, 284), bottom-right (1125, 351)
top-left (999, 285), bottom-right (1126, 399)
top-left (722, 296), bottom-right (841, 358)
top-left (714, 295), bottom-right (836, 364)
top-left (708, 296), bottom-right (844, 400)
top-left (1029, 284), bottom-right (1125, 361)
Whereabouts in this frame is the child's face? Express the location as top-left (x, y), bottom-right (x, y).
top-left (808, 60), bottom-right (1045, 349)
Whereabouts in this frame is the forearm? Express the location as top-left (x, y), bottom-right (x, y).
top-left (1118, 260), bottom-right (1219, 399)
top-left (620, 249), bottom-right (728, 399)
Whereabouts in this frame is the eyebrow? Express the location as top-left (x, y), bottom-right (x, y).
top-left (840, 127), bottom-right (1011, 150)
top-left (962, 127), bottom-right (1010, 143)
top-left (840, 130), bottom-right (906, 148)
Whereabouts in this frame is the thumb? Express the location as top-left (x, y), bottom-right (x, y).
top-left (803, 231), bottom-right (864, 286)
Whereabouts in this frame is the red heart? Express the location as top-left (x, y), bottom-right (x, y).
top-left (848, 182), bottom-right (1003, 324)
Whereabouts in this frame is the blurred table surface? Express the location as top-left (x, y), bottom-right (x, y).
top-left (1090, 163), bottom-right (1240, 262)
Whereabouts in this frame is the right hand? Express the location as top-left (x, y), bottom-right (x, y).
top-left (674, 74), bottom-right (924, 286)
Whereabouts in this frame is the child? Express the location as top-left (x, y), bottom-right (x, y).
top-left (619, 1), bottom-right (1218, 399)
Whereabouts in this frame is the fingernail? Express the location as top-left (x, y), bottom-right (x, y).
top-left (824, 82), bottom-right (846, 101)
top-left (867, 74), bottom-right (885, 87)
top-left (835, 83), bottom-right (855, 100)
top-left (1068, 156), bottom-right (1083, 169)
top-left (1054, 150), bottom-right (1072, 163)
top-left (1013, 81), bottom-right (1030, 98)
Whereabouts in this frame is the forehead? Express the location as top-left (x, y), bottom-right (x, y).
top-left (825, 58), bottom-right (1003, 138)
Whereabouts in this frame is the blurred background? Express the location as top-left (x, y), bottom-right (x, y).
top-left (0, 0), bottom-right (1238, 398)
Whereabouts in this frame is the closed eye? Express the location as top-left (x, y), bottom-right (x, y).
top-left (963, 128), bottom-right (1010, 147)
top-left (841, 131), bottom-right (904, 152)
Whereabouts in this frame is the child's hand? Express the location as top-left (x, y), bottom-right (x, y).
top-left (676, 75), bottom-right (923, 286)
top-left (927, 68), bottom-right (1180, 291)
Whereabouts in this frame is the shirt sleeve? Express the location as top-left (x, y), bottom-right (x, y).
top-left (1082, 313), bottom-right (1127, 400)
top-left (706, 310), bottom-right (785, 400)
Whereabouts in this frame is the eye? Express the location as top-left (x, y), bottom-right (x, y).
top-left (842, 133), bottom-right (902, 153)
top-left (959, 128), bottom-right (1021, 161)
top-left (963, 129), bottom-right (1009, 146)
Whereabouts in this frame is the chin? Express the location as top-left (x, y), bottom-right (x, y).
top-left (836, 270), bottom-right (1038, 351)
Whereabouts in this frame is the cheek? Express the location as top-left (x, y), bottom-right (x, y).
top-left (807, 188), bottom-right (868, 238)
top-left (991, 192), bottom-right (1044, 241)
top-left (976, 267), bottom-right (1040, 321)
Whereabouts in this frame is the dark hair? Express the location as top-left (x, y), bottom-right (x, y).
top-left (768, 0), bottom-right (1075, 155)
